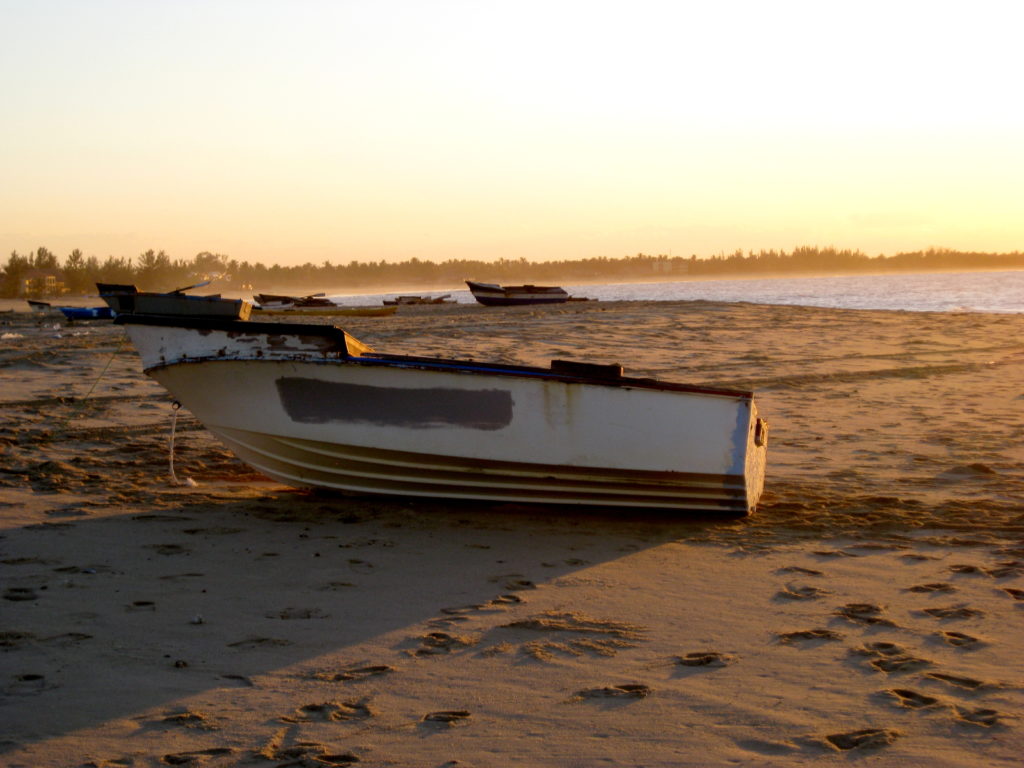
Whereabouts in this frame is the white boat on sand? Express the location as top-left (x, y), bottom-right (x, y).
top-left (116, 314), bottom-right (768, 514)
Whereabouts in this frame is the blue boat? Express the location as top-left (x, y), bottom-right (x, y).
top-left (57, 306), bottom-right (115, 321)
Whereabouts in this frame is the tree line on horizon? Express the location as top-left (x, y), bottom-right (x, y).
top-left (2, 245), bottom-right (1023, 298)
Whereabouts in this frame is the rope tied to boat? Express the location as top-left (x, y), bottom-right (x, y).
top-left (53, 335), bottom-right (127, 435)
top-left (168, 400), bottom-right (198, 487)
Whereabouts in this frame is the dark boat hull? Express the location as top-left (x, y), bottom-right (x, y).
top-left (466, 280), bottom-right (571, 306)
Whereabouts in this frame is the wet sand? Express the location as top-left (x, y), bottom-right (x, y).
top-left (1, 299), bottom-right (1022, 766)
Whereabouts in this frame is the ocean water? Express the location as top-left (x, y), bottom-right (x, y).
top-left (340, 269), bottom-right (1024, 314)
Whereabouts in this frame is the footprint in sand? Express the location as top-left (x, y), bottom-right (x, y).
top-left (953, 705), bottom-right (1006, 727)
top-left (158, 572), bottom-right (205, 582)
top-left (775, 585), bottom-right (831, 601)
top-left (144, 543), bottom-right (189, 556)
top-left (936, 630), bottom-right (983, 648)
top-left (161, 747), bottom-right (233, 764)
top-left (2, 556), bottom-right (53, 566)
top-left (881, 688), bottom-right (942, 709)
top-left (440, 593), bottom-right (524, 616)
top-left (317, 581), bottom-right (355, 591)
top-left (313, 753), bottom-right (360, 767)
top-left (306, 665), bottom-right (395, 682)
top-left (282, 700), bottom-right (373, 723)
top-left (919, 605), bottom-right (984, 619)
top-left (0, 631), bottom-right (36, 650)
top-left (265, 607), bottom-right (329, 620)
top-left (923, 672), bottom-right (992, 691)
top-left (676, 651), bottom-right (734, 668)
top-left (847, 543), bottom-right (909, 552)
top-left (422, 710), bottom-right (472, 726)
top-left (3, 587), bottom-right (39, 602)
top-left (489, 593), bottom-right (524, 606)
top-left (227, 636), bottom-right (292, 649)
top-left (346, 558), bottom-right (374, 573)
top-left (822, 728), bottom-right (900, 751)
top-left (947, 563), bottom-right (992, 577)
top-left (181, 526), bottom-right (244, 536)
top-left (776, 566), bottom-right (824, 576)
top-left (255, 727), bottom-right (359, 765)
top-left (813, 550), bottom-right (859, 558)
top-left (988, 560), bottom-right (1023, 578)
top-left (156, 710), bottom-right (217, 730)
top-left (851, 642), bottom-right (932, 674)
top-left (411, 631), bottom-right (476, 656)
top-left (440, 603), bottom-right (487, 616)
top-left (498, 611), bottom-right (646, 660)
top-left (572, 684), bottom-right (651, 701)
top-left (54, 563), bottom-right (117, 575)
top-left (503, 578), bottom-right (537, 591)
top-left (776, 629), bottom-right (844, 645)
top-left (220, 674), bottom-right (254, 686)
top-left (7, 672), bottom-right (49, 694)
top-left (901, 553), bottom-right (939, 562)
top-left (907, 582), bottom-right (957, 593)
top-left (834, 603), bottom-right (895, 626)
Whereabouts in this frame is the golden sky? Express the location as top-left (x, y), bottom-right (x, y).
top-left (2, 1), bottom-right (1021, 266)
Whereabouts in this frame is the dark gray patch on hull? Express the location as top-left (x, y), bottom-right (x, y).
top-left (277, 376), bottom-right (513, 429)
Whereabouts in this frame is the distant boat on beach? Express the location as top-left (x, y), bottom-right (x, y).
top-left (115, 311), bottom-right (768, 515)
top-left (25, 298), bottom-right (113, 320)
top-left (383, 294), bottom-right (455, 305)
top-left (253, 292), bottom-right (336, 310)
top-left (251, 291), bottom-right (396, 316)
top-left (98, 283), bottom-right (251, 320)
top-left (57, 305), bottom-right (115, 321)
top-left (466, 280), bottom-right (591, 306)
top-left (25, 298), bottom-right (112, 320)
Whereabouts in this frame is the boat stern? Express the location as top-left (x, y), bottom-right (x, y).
top-left (744, 404), bottom-right (769, 513)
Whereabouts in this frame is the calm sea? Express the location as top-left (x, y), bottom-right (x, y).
top-left (340, 269), bottom-right (1023, 314)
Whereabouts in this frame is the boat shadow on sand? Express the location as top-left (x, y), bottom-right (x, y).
top-left (0, 483), bottom-right (741, 749)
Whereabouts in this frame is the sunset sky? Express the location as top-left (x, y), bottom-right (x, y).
top-left (2, 1), bottom-right (1022, 266)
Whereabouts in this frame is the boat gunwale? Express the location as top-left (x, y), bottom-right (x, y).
top-left (117, 313), bottom-right (755, 399)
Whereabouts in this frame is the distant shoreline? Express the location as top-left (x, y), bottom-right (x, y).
top-left (5, 265), bottom-right (1022, 306)
top-left (4, 245), bottom-right (1024, 300)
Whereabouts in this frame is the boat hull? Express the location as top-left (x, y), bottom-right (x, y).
top-left (98, 284), bottom-right (251, 320)
top-left (466, 280), bottom-right (571, 306)
top-left (117, 316), bottom-right (767, 514)
top-left (472, 295), bottom-right (569, 306)
top-left (59, 306), bottom-right (114, 320)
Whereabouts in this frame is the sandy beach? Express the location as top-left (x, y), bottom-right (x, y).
top-left (1, 298), bottom-right (1022, 767)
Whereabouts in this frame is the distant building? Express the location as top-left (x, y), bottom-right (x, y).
top-left (652, 259), bottom-right (688, 275)
top-left (20, 269), bottom-right (67, 297)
